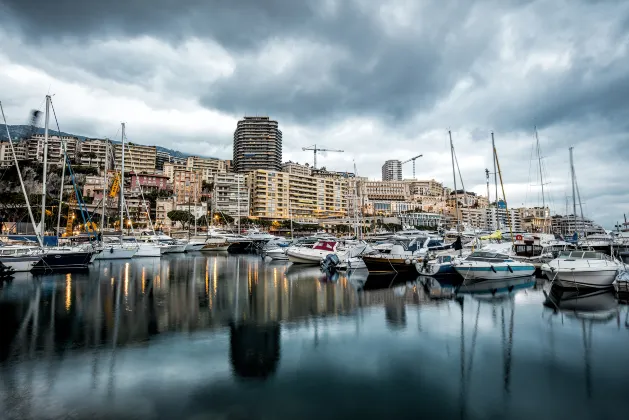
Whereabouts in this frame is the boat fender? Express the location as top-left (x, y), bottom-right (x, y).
top-left (490, 265), bottom-right (497, 273)
top-left (507, 264), bottom-right (513, 273)
top-left (405, 259), bottom-right (411, 265)
top-left (110, 248), bottom-right (114, 254)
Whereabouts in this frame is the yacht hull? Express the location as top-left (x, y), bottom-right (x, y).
top-left (32, 252), bottom-right (92, 271)
top-left (201, 244), bottom-right (230, 252)
top-left (362, 255), bottom-right (419, 275)
top-left (94, 247), bottom-right (137, 260)
top-left (453, 262), bottom-right (535, 281)
top-left (161, 244), bottom-right (187, 254)
top-left (0, 256), bottom-right (40, 272)
top-left (184, 243), bottom-right (207, 252)
top-left (134, 244), bottom-right (161, 257)
top-left (551, 268), bottom-right (619, 289)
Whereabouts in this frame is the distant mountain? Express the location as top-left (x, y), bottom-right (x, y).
top-left (0, 124), bottom-right (215, 159)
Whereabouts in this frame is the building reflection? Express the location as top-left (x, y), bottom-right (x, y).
top-left (229, 322), bottom-right (280, 380)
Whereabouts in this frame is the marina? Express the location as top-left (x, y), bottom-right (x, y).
top-left (1, 253), bottom-right (629, 419)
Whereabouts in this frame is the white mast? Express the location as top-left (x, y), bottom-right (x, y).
top-left (0, 102), bottom-right (43, 247)
top-left (194, 178), bottom-right (198, 236)
top-left (236, 174), bottom-right (241, 234)
top-left (569, 146), bottom-right (578, 234)
top-left (101, 139), bottom-right (109, 238)
top-left (449, 130), bottom-right (460, 232)
top-left (534, 127), bottom-right (547, 233)
top-left (40, 95), bottom-right (51, 237)
top-left (56, 138), bottom-right (67, 239)
top-left (120, 123), bottom-right (125, 242)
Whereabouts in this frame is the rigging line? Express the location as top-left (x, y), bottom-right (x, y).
top-left (122, 128), bottom-right (156, 235)
top-left (50, 98), bottom-right (96, 242)
top-left (452, 146), bottom-right (466, 194)
top-left (524, 136), bottom-right (535, 209)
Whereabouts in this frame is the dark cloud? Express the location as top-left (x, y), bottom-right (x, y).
top-left (1, 0), bottom-right (628, 225)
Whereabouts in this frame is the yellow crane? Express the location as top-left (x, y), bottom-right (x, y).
top-left (109, 173), bottom-right (121, 198)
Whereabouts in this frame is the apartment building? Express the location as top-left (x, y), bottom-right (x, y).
top-left (128, 171), bottom-right (171, 193)
top-left (26, 134), bottom-right (81, 165)
top-left (410, 179), bottom-right (444, 197)
top-left (172, 170), bottom-right (203, 204)
top-left (382, 159), bottom-right (402, 181)
top-left (212, 173), bottom-right (250, 218)
top-left (360, 180), bottom-right (411, 201)
top-left (155, 150), bottom-right (170, 170)
top-left (186, 156), bottom-right (227, 182)
top-left (0, 140), bottom-right (27, 167)
top-left (155, 198), bottom-right (176, 229)
top-left (485, 207), bottom-right (523, 231)
top-left (114, 143), bottom-right (156, 173)
top-left (448, 190), bottom-right (489, 208)
top-left (282, 161), bottom-right (311, 177)
top-left (233, 116), bottom-right (282, 172)
top-left (397, 212), bottom-right (444, 228)
top-left (249, 170), bottom-right (348, 221)
top-left (80, 138), bottom-right (112, 168)
top-left (250, 170), bottom-right (290, 219)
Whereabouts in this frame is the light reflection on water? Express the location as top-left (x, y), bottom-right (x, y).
top-left (0, 254), bottom-right (628, 419)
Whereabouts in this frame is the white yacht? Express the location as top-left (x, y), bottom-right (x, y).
top-left (94, 239), bottom-right (138, 260)
top-left (184, 239), bottom-right (207, 252)
top-left (287, 240), bottom-right (338, 264)
top-left (453, 251), bottom-right (536, 282)
top-left (0, 245), bottom-right (42, 272)
top-left (541, 250), bottom-right (623, 288)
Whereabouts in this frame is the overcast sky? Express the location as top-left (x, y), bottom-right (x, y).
top-left (1, 0), bottom-right (627, 227)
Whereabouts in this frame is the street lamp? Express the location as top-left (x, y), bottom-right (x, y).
top-left (127, 219), bottom-right (131, 235)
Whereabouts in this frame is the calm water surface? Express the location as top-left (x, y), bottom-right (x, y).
top-left (1, 253), bottom-right (628, 419)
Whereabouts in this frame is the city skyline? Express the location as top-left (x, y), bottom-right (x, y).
top-left (1, 0), bottom-right (627, 227)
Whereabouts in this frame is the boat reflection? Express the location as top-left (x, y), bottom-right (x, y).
top-left (457, 275), bottom-right (536, 298)
top-left (543, 286), bottom-right (618, 321)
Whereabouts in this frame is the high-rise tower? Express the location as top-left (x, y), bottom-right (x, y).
top-left (233, 116), bottom-right (282, 173)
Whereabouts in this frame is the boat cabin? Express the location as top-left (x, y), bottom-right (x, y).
top-left (465, 251), bottom-right (512, 262)
top-left (556, 250), bottom-right (615, 261)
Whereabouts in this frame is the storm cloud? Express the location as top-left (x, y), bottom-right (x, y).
top-left (1, 0), bottom-right (628, 226)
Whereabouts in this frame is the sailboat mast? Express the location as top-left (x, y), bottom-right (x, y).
top-left (194, 179), bottom-right (198, 236)
top-left (493, 139), bottom-right (515, 245)
top-left (101, 139), bottom-right (109, 238)
top-left (535, 127), bottom-right (546, 233)
top-left (0, 102), bottom-right (43, 247)
top-left (449, 130), bottom-right (460, 231)
top-left (56, 139), bottom-right (67, 239)
top-left (569, 147), bottom-right (577, 225)
top-left (236, 174), bottom-right (241, 234)
top-left (491, 132), bottom-right (498, 208)
top-left (40, 95), bottom-right (51, 237)
top-left (120, 123), bottom-right (125, 242)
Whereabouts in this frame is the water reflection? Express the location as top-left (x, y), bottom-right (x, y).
top-left (0, 255), bottom-right (628, 419)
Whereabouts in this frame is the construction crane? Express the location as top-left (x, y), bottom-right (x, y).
top-left (302, 144), bottom-right (344, 169)
top-left (402, 154), bottom-right (423, 179)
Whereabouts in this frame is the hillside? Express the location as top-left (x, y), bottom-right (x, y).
top-left (0, 124), bottom-right (215, 159)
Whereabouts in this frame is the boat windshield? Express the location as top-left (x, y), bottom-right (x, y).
top-left (558, 250), bottom-right (606, 259)
top-left (465, 251), bottom-right (510, 262)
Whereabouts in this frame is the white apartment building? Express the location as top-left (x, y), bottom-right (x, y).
top-left (381, 159), bottom-right (402, 181)
top-left (212, 173), bottom-right (250, 218)
top-left (114, 143), bottom-right (156, 173)
top-left (0, 140), bottom-right (27, 167)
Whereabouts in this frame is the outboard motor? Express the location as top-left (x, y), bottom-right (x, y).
top-left (320, 254), bottom-right (341, 273)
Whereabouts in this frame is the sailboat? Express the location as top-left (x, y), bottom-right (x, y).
top-left (94, 132), bottom-right (138, 260)
top-left (15, 96), bottom-right (94, 271)
top-left (453, 133), bottom-right (535, 281)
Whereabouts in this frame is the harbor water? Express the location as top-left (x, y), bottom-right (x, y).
top-left (1, 253), bottom-right (628, 419)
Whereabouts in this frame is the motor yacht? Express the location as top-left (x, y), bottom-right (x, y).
top-left (453, 251), bottom-right (536, 282)
top-left (541, 250), bottom-right (623, 288)
top-left (286, 240), bottom-right (338, 264)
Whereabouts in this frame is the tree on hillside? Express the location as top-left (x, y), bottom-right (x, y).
top-left (167, 210), bottom-right (194, 229)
